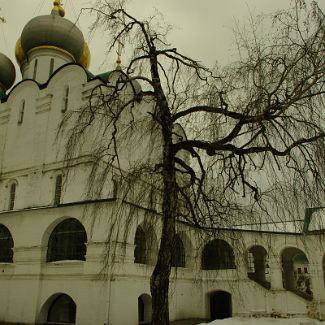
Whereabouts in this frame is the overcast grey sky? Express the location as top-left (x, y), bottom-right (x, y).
top-left (1, 0), bottom-right (324, 79)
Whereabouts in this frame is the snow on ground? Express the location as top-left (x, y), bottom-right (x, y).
top-left (198, 317), bottom-right (324, 325)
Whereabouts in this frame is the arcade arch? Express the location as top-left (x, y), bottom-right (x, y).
top-left (281, 247), bottom-right (312, 299)
top-left (247, 245), bottom-right (270, 289)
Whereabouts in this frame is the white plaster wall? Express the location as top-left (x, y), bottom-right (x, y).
top-left (0, 63), bottom-right (324, 325)
top-left (0, 202), bottom-right (324, 324)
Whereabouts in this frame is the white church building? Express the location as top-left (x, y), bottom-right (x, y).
top-left (0, 2), bottom-right (324, 325)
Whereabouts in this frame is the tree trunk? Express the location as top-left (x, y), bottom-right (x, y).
top-left (150, 142), bottom-right (177, 324)
top-left (149, 46), bottom-right (177, 325)
top-left (150, 213), bottom-right (175, 325)
top-left (150, 118), bottom-right (177, 325)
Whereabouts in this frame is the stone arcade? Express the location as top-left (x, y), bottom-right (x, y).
top-left (0, 2), bottom-right (324, 325)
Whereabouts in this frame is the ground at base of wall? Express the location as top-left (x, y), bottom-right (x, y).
top-left (0, 321), bottom-right (206, 325)
top-left (171, 319), bottom-right (208, 325)
top-left (0, 323), bottom-right (29, 325)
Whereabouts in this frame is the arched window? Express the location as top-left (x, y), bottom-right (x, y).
top-left (8, 183), bottom-right (16, 210)
top-left (171, 234), bottom-right (185, 267)
top-left (18, 100), bottom-right (25, 124)
top-left (54, 174), bottom-right (63, 205)
top-left (47, 294), bottom-right (76, 324)
top-left (202, 239), bottom-right (236, 270)
top-left (47, 219), bottom-right (87, 262)
top-left (134, 226), bottom-right (146, 264)
top-left (0, 225), bottom-right (14, 263)
top-left (62, 86), bottom-right (69, 113)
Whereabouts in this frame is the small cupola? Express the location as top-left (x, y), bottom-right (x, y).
top-left (15, 0), bottom-right (90, 83)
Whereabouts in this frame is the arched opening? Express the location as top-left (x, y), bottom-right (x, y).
top-left (282, 247), bottom-right (312, 300)
top-left (134, 226), bottom-right (147, 264)
top-left (47, 294), bottom-right (76, 324)
top-left (138, 294), bottom-right (152, 325)
top-left (202, 239), bottom-right (236, 270)
top-left (171, 234), bottom-right (185, 267)
top-left (210, 291), bottom-right (232, 320)
top-left (0, 224), bottom-right (14, 263)
top-left (47, 218), bottom-right (87, 262)
top-left (134, 224), bottom-right (158, 265)
top-left (247, 245), bottom-right (270, 289)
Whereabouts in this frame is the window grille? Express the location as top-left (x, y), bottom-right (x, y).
top-left (47, 219), bottom-right (87, 262)
top-left (47, 294), bottom-right (76, 324)
top-left (171, 234), bottom-right (185, 267)
top-left (8, 183), bottom-right (16, 210)
top-left (201, 239), bottom-right (236, 270)
top-left (134, 226), bottom-right (146, 264)
top-left (54, 174), bottom-right (62, 205)
top-left (0, 225), bottom-right (14, 263)
top-left (247, 252), bottom-right (255, 272)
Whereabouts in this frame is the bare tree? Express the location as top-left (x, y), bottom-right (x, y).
top-left (61, 1), bottom-right (325, 324)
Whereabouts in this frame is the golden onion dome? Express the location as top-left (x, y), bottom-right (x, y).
top-left (79, 42), bottom-right (91, 69)
top-left (16, 0), bottom-right (91, 68)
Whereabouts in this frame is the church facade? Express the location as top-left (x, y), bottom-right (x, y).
top-left (0, 2), bottom-right (324, 325)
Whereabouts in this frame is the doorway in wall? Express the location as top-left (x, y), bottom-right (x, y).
top-left (138, 294), bottom-right (152, 325)
top-left (210, 291), bottom-right (232, 320)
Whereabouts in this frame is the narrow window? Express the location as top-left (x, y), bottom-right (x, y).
top-left (304, 267), bottom-right (308, 274)
top-left (62, 86), bottom-right (69, 113)
top-left (298, 267), bottom-right (302, 274)
top-left (134, 226), bottom-right (146, 264)
top-left (8, 183), bottom-right (16, 210)
top-left (54, 174), bottom-right (62, 205)
top-left (18, 100), bottom-right (25, 124)
top-left (33, 59), bottom-right (38, 80)
top-left (49, 58), bottom-right (54, 77)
